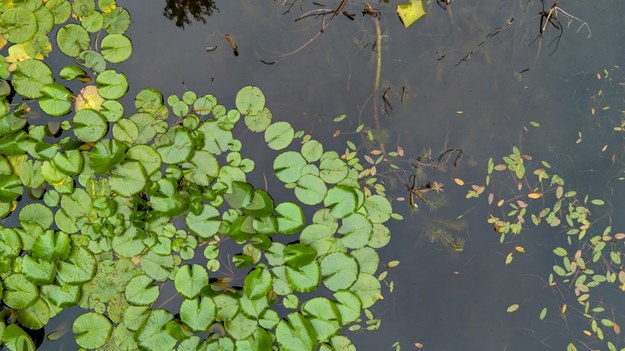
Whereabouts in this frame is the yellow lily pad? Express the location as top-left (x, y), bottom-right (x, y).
top-left (397, 0), bottom-right (426, 28)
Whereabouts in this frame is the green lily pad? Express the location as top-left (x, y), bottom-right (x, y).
top-left (284, 243), bottom-right (317, 268)
top-left (0, 174), bottom-right (23, 202)
top-left (320, 252), bottom-right (359, 291)
top-left (96, 70), bottom-right (129, 99)
top-left (79, 50), bottom-right (107, 73)
top-left (100, 33), bottom-right (132, 63)
top-left (12, 59), bottom-right (54, 99)
top-left (109, 161), bottom-right (147, 197)
top-left (19, 203), bottom-right (54, 229)
top-left (2, 273), bottom-right (38, 309)
top-left (180, 297), bottom-right (216, 332)
top-left (275, 202), bottom-right (305, 234)
top-left (81, 11), bottom-right (104, 32)
top-left (56, 23), bottom-right (90, 57)
top-left (103, 7), bottom-right (131, 34)
top-left (112, 118), bottom-right (139, 144)
top-left (274, 151), bottom-right (306, 183)
top-left (18, 297), bottom-right (51, 330)
top-left (57, 245), bottom-right (96, 284)
top-left (265, 121), bottom-right (294, 150)
top-left (72, 0), bottom-right (96, 17)
top-left (174, 264), bottom-right (209, 299)
top-left (136, 309), bottom-right (177, 351)
top-left (337, 214), bottom-right (372, 249)
top-left (276, 312), bottom-right (317, 351)
top-left (73, 312), bottom-right (113, 349)
top-left (2, 324), bottom-right (36, 351)
top-left (0, 8), bottom-right (38, 43)
top-left (185, 204), bottom-right (220, 239)
top-left (39, 83), bottom-right (73, 116)
top-left (236, 86), bottom-right (265, 116)
top-left (244, 266), bottom-right (272, 299)
top-left (89, 139), bottom-right (128, 174)
top-left (157, 128), bottom-right (194, 164)
top-left (286, 261), bottom-right (321, 292)
top-left (245, 107), bottom-right (272, 132)
top-left (73, 109), bottom-right (108, 142)
top-left (295, 174), bottom-right (327, 205)
top-left (125, 274), bottom-right (160, 306)
top-left (350, 272), bottom-right (381, 308)
top-left (301, 297), bottom-right (342, 342)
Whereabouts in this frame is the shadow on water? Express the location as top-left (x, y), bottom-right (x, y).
top-left (163, 0), bottom-right (219, 29)
top-left (32, 0), bottom-right (625, 349)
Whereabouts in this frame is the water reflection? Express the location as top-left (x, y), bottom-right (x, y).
top-left (163, 0), bottom-right (218, 28)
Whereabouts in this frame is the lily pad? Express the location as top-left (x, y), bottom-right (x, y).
top-left (100, 34), bottom-right (132, 63)
top-left (276, 312), bottom-right (317, 351)
top-left (73, 312), bottom-right (113, 349)
top-left (12, 59), bottom-right (54, 99)
top-left (0, 8), bottom-right (38, 43)
top-left (73, 109), bottom-right (108, 142)
top-left (96, 70), bottom-right (129, 99)
top-left (265, 121), bottom-right (294, 150)
top-left (236, 86), bottom-right (265, 116)
top-left (56, 23), bottom-right (90, 57)
top-left (39, 83), bottom-right (73, 116)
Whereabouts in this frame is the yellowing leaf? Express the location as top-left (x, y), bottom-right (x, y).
top-left (528, 192), bottom-right (542, 199)
top-left (397, 0), bottom-right (426, 28)
top-left (515, 246), bottom-right (525, 253)
top-left (506, 304), bottom-right (519, 312)
top-left (505, 252), bottom-right (513, 265)
top-left (561, 304), bottom-right (567, 314)
top-left (454, 178), bottom-right (465, 186)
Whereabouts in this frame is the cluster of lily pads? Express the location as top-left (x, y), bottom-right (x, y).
top-left (473, 146), bottom-right (625, 351)
top-left (0, 1), bottom-right (399, 350)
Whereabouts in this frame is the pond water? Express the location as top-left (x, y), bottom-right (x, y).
top-left (15, 0), bottom-right (625, 349)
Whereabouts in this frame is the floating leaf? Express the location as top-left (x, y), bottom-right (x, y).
top-left (244, 266), bottom-right (272, 299)
top-left (302, 297), bottom-right (342, 342)
top-left (265, 121), bottom-right (295, 150)
top-left (397, 0), bottom-right (426, 28)
top-left (285, 243), bottom-right (317, 268)
top-left (539, 307), bottom-right (547, 320)
top-left (286, 262), bottom-right (321, 292)
top-left (174, 264), bottom-right (209, 299)
top-left (0, 8), bottom-right (38, 43)
top-left (180, 297), bottom-right (216, 332)
top-left (73, 312), bottom-right (113, 349)
top-left (39, 83), bottom-right (73, 116)
top-left (109, 161), bottom-right (147, 197)
top-left (100, 33), bottom-right (133, 63)
top-left (507, 304), bottom-right (520, 312)
top-left (125, 274), bottom-right (160, 306)
top-left (320, 252), bottom-right (359, 291)
top-left (12, 59), bottom-right (54, 99)
top-left (236, 86), bottom-right (265, 116)
top-left (275, 202), bottom-right (305, 234)
top-left (73, 109), bottom-right (108, 142)
top-left (2, 273), bottom-right (38, 309)
top-left (56, 23), bottom-right (90, 57)
top-left (276, 312), bottom-right (318, 351)
top-left (295, 174), bottom-right (327, 205)
top-left (157, 128), bottom-right (194, 164)
top-left (2, 324), bottom-right (36, 351)
top-left (96, 70), bottom-right (129, 99)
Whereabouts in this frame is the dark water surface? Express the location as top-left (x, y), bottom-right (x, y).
top-left (44, 0), bottom-right (625, 349)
